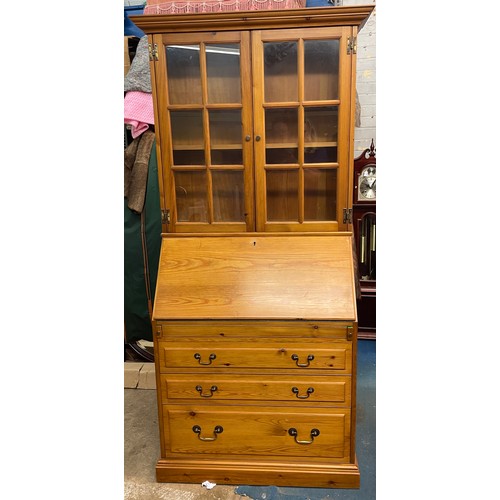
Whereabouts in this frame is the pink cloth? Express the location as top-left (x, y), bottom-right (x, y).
top-left (144, 0), bottom-right (305, 14)
top-left (124, 91), bottom-right (155, 139)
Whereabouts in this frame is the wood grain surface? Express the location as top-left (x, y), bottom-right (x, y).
top-left (153, 233), bottom-right (356, 320)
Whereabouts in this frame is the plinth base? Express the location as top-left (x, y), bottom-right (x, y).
top-left (156, 457), bottom-right (360, 489)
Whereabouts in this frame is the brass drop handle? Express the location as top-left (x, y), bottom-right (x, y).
top-left (195, 385), bottom-right (218, 397)
top-left (192, 425), bottom-right (223, 441)
top-left (291, 386), bottom-right (314, 399)
top-left (288, 428), bottom-right (320, 445)
top-left (194, 353), bottom-right (216, 365)
top-left (291, 354), bottom-right (314, 367)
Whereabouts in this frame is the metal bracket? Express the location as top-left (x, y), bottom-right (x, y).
top-left (347, 36), bottom-right (357, 55)
top-left (161, 209), bottom-right (171, 224)
top-left (343, 208), bottom-right (352, 224)
top-left (346, 326), bottom-right (353, 341)
top-left (148, 43), bottom-right (158, 61)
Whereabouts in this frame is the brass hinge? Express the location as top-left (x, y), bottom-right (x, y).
top-left (156, 324), bottom-right (162, 337)
top-left (161, 209), bottom-right (171, 224)
top-left (347, 36), bottom-right (357, 55)
top-left (343, 208), bottom-right (352, 224)
top-left (148, 43), bottom-right (158, 61)
top-left (346, 326), bottom-right (354, 341)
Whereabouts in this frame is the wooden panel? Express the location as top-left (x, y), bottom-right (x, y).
top-left (164, 406), bottom-right (351, 460)
top-left (257, 26), bottom-right (344, 42)
top-left (131, 6), bottom-right (375, 34)
top-left (153, 30), bottom-right (255, 233)
top-left (252, 30), bottom-right (267, 233)
top-left (152, 233), bottom-right (357, 320)
top-left (157, 320), bottom-right (351, 339)
top-left (336, 26), bottom-right (355, 231)
top-left (156, 458), bottom-right (360, 488)
top-left (161, 374), bottom-right (351, 405)
top-left (159, 343), bottom-right (350, 372)
top-left (250, 26), bottom-right (354, 233)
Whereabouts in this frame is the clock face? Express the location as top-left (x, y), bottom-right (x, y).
top-left (358, 165), bottom-right (376, 201)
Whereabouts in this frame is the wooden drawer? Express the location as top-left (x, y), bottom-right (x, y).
top-left (157, 320), bottom-right (353, 341)
top-left (160, 374), bottom-right (351, 405)
top-left (163, 405), bottom-right (351, 461)
top-left (158, 342), bottom-right (351, 373)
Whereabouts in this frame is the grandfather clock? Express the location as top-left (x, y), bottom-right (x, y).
top-left (352, 139), bottom-right (376, 339)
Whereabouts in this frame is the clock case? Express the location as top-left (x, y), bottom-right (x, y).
top-left (352, 140), bottom-right (376, 339)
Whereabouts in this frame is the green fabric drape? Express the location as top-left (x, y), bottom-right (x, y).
top-left (124, 140), bottom-right (161, 343)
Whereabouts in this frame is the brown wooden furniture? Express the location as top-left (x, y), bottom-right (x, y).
top-left (132, 6), bottom-right (375, 489)
top-left (352, 140), bottom-right (376, 339)
top-left (152, 232), bottom-right (360, 488)
top-left (131, 5), bottom-right (374, 234)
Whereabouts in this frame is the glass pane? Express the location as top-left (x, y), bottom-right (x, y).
top-left (304, 40), bottom-right (339, 101)
top-left (212, 170), bottom-right (245, 222)
top-left (266, 170), bottom-right (298, 221)
top-left (170, 110), bottom-right (205, 166)
top-left (264, 42), bottom-right (297, 102)
top-left (265, 108), bottom-right (298, 164)
top-left (209, 110), bottom-right (242, 165)
top-left (304, 107), bottom-right (338, 163)
top-left (304, 168), bottom-right (337, 221)
top-left (206, 44), bottom-right (241, 104)
top-left (175, 171), bottom-right (208, 222)
top-left (171, 150), bottom-right (205, 165)
top-left (166, 45), bottom-right (202, 104)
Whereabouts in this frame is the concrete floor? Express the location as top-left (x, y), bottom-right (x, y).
top-left (124, 387), bottom-right (247, 500)
top-left (124, 340), bottom-right (375, 500)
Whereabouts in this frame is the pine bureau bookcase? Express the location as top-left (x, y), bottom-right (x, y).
top-left (151, 232), bottom-right (359, 488)
top-left (131, 4), bottom-right (374, 489)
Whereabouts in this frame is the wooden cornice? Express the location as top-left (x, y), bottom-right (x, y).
top-left (130, 5), bottom-right (375, 34)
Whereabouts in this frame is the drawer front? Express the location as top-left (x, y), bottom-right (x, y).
top-left (157, 321), bottom-right (352, 340)
top-left (158, 342), bottom-right (351, 373)
top-left (161, 374), bottom-right (351, 405)
top-left (163, 406), bottom-right (351, 460)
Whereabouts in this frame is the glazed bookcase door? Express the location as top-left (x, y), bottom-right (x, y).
top-left (252, 27), bottom-right (353, 232)
top-left (153, 32), bottom-right (254, 233)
